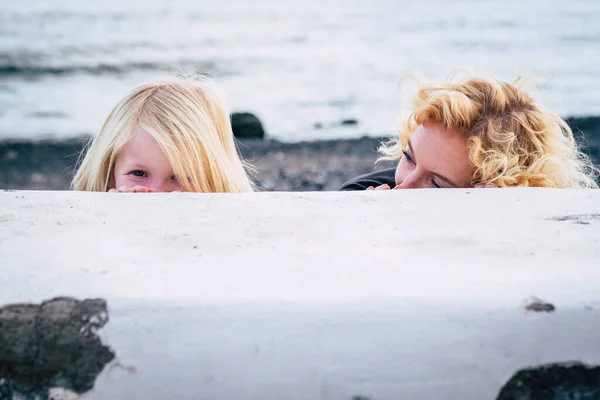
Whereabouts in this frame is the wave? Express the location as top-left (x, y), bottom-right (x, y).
top-left (0, 57), bottom-right (225, 79)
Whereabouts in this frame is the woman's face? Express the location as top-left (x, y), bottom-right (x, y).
top-left (394, 121), bottom-right (474, 189)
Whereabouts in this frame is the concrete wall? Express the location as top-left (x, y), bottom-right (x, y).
top-left (0, 189), bottom-right (599, 399)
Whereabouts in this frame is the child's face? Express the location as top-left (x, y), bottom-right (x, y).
top-left (113, 128), bottom-right (183, 192)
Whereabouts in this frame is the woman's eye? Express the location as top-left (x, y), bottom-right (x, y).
top-left (130, 170), bottom-right (147, 177)
top-left (432, 179), bottom-right (442, 189)
top-left (402, 150), bottom-right (414, 163)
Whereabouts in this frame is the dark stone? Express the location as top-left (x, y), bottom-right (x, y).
top-left (496, 362), bottom-right (600, 400)
top-left (341, 119), bottom-right (358, 126)
top-left (0, 297), bottom-right (115, 399)
top-left (231, 112), bottom-right (265, 139)
top-left (524, 298), bottom-right (556, 313)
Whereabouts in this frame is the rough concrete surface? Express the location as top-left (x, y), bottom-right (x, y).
top-left (0, 190), bottom-right (599, 399)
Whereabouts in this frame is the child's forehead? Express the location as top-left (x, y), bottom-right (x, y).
top-left (127, 129), bottom-right (159, 147)
top-left (118, 129), bottom-right (168, 164)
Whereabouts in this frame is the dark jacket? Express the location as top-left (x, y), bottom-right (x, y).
top-left (338, 168), bottom-right (396, 191)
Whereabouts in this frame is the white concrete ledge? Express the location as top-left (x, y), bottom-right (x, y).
top-left (1, 189), bottom-right (599, 399)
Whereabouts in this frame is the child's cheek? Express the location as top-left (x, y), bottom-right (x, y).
top-left (173, 181), bottom-right (184, 191)
top-left (114, 175), bottom-right (141, 189)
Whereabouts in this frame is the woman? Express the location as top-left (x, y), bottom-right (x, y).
top-left (340, 74), bottom-right (598, 190)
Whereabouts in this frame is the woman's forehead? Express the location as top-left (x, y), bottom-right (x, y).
top-left (410, 123), bottom-right (474, 185)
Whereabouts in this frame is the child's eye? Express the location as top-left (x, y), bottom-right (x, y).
top-left (130, 170), bottom-right (148, 177)
top-left (171, 175), bottom-right (178, 182)
top-left (402, 149), bottom-right (414, 163)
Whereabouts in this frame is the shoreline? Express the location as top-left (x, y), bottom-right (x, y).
top-left (0, 136), bottom-right (395, 191)
top-left (1, 116), bottom-right (599, 191)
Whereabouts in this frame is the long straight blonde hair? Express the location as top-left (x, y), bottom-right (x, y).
top-left (73, 76), bottom-right (254, 192)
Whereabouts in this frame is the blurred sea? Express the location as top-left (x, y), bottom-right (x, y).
top-left (1, 0), bottom-right (599, 141)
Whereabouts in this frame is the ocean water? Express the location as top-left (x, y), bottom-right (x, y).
top-left (1, 0), bottom-right (599, 141)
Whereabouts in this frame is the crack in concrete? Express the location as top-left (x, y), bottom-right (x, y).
top-left (547, 213), bottom-right (600, 225)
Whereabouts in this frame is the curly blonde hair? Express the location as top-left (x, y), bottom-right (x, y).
top-left (380, 74), bottom-right (599, 188)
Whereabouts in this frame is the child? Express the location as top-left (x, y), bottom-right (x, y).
top-left (72, 76), bottom-right (254, 193)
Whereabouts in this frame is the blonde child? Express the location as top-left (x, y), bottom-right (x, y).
top-left (73, 77), bottom-right (254, 193)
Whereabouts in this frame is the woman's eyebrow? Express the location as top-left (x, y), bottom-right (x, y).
top-left (433, 173), bottom-right (459, 188)
top-left (407, 139), bottom-right (417, 162)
